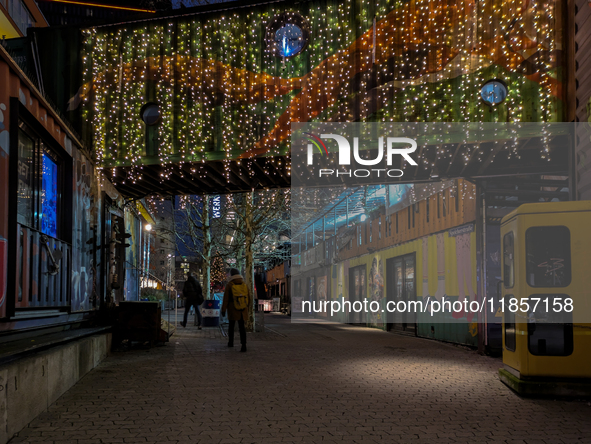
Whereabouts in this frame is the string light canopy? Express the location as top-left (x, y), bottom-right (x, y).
top-left (78, 0), bottom-right (565, 197)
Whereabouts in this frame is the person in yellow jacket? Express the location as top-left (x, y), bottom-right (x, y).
top-left (222, 268), bottom-right (251, 352)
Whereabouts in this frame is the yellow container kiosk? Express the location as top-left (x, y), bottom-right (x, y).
top-left (499, 201), bottom-right (591, 396)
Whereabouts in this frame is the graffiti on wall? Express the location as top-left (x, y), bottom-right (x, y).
top-left (0, 101), bottom-right (7, 317)
top-left (369, 257), bottom-right (384, 323)
top-left (0, 102), bottom-right (8, 155)
top-left (124, 210), bottom-right (139, 301)
top-left (71, 150), bottom-right (98, 311)
top-left (450, 225), bottom-right (477, 322)
top-left (419, 224), bottom-right (477, 322)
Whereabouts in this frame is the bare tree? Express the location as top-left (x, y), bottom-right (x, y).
top-left (157, 195), bottom-right (229, 300)
top-left (219, 189), bottom-right (290, 331)
top-left (157, 190), bottom-right (291, 331)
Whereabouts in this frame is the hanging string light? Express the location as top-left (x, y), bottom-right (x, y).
top-left (80, 0), bottom-right (562, 182)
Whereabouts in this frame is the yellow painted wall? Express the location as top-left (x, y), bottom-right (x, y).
top-left (0, 11), bottom-right (20, 39)
top-left (332, 230), bottom-right (477, 304)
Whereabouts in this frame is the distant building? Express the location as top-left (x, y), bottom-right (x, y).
top-left (0, 0), bottom-right (48, 38)
top-left (35, 0), bottom-right (168, 26)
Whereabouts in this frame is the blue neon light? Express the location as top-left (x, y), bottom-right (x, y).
top-left (275, 23), bottom-right (304, 57)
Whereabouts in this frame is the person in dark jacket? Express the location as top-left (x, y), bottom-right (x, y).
top-left (222, 268), bottom-right (251, 352)
top-left (181, 271), bottom-right (203, 329)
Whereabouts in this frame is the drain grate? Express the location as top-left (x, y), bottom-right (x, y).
top-left (384, 346), bottom-right (407, 351)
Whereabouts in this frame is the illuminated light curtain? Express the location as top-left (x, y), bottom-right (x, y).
top-left (80, 0), bottom-right (563, 173)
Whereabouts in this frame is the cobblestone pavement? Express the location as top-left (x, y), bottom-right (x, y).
top-left (9, 314), bottom-right (591, 444)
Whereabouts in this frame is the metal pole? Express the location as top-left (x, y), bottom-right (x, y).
top-left (142, 228), bottom-right (146, 291)
top-left (146, 232), bottom-right (151, 282)
top-left (137, 221), bottom-right (142, 301)
top-left (173, 257), bottom-right (177, 326)
top-left (334, 206), bottom-right (337, 236)
top-left (346, 196), bottom-right (349, 227)
top-left (167, 254), bottom-right (171, 339)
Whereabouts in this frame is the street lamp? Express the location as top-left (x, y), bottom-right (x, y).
top-left (144, 224), bottom-right (153, 286)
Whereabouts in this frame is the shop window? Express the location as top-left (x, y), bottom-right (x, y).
top-left (7, 0), bottom-right (34, 35)
top-left (369, 220), bottom-right (372, 243)
top-left (16, 129), bottom-right (34, 227)
top-left (378, 218), bottom-right (381, 240)
top-left (437, 194), bottom-right (441, 218)
top-left (407, 207), bottom-right (411, 229)
top-left (525, 226), bottom-right (571, 287)
top-left (503, 232), bottom-right (514, 288)
top-left (16, 123), bottom-right (65, 239)
top-left (442, 194), bottom-right (447, 218)
top-left (426, 198), bottom-right (430, 222)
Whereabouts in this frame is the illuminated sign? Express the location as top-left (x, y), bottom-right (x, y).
top-left (212, 195), bottom-right (221, 218)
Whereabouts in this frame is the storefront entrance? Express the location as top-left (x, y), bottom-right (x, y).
top-left (386, 253), bottom-right (416, 334)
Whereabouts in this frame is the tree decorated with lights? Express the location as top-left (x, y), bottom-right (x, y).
top-left (210, 254), bottom-right (226, 292)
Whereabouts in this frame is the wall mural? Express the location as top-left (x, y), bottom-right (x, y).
top-left (79, 0), bottom-right (564, 171)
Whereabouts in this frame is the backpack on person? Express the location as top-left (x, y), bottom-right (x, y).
top-left (231, 283), bottom-right (249, 310)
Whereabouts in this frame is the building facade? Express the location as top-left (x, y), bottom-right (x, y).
top-left (0, 41), bottom-right (145, 334)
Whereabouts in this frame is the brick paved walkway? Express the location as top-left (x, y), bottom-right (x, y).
top-left (9, 314), bottom-right (591, 444)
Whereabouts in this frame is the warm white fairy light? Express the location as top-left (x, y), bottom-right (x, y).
top-left (79, 0), bottom-right (561, 186)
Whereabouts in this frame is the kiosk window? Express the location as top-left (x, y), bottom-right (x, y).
top-left (527, 294), bottom-right (573, 356)
top-left (504, 300), bottom-right (516, 352)
top-left (503, 232), bottom-right (514, 288)
top-left (526, 226), bottom-right (571, 287)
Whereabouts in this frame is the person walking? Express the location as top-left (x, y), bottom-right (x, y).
top-left (221, 268), bottom-right (251, 352)
top-left (181, 271), bottom-right (204, 329)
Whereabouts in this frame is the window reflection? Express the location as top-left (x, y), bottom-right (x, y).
top-left (525, 226), bottom-right (571, 287)
top-left (17, 129), bottom-right (34, 227)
